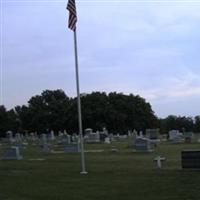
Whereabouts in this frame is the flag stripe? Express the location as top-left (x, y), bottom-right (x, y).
top-left (68, 4), bottom-right (76, 13)
top-left (67, 0), bottom-right (77, 31)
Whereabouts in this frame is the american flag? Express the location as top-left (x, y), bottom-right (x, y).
top-left (66, 0), bottom-right (77, 31)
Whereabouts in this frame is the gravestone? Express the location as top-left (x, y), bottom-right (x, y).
top-left (108, 133), bottom-right (114, 142)
top-left (103, 127), bottom-right (108, 135)
top-left (168, 130), bottom-right (183, 143)
top-left (146, 129), bottom-right (160, 146)
top-left (133, 129), bottom-right (137, 138)
top-left (139, 131), bottom-right (143, 138)
top-left (85, 128), bottom-right (100, 143)
top-left (6, 131), bottom-right (14, 143)
top-left (71, 133), bottom-right (78, 143)
top-left (63, 130), bottom-right (68, 135)
top-left (99, 130), bottom-right (108, 142)
top-left (153, 156), bottom-right (166, 169)
top-left (104, 137), bottom-right (111, 144)
top-left (184, 132), bottom-right (193, 143)
top-left (40, 134), bottom-right (52, 153)
top-left (111, 145), bottom-right (119, 152)
top-left (130, 130), bottom-right (137, 142)
top-left (61, 134), bottom-right (71, 144)
top-left (161, 134), bottom-right (167, 142)
top-left (146, 129), bottom-right (159, 140)
top-left (182, 150), bottom-right (200, 169)
top-left (127, 130), bottom-right (132, 137)
top-left (15, 133), bottom-right (21, 142)
top-left (57, 131), bottom-right (64, 144)
top-left (134, 138), bottom-right (152, 152)
top-left (87, 132), bottom-right (100, 143)
top-left (64, 143), bottom-right (79, 152)
top-left (112, 134), bottom-right (119, 141)
top-left (119, 135), bottom-right (128, 140)
top-left (3, 146), bottom-right (23, 160)
top-left (29, 132), bottom-right (38, 145)
top-left (58, 131), bottom-right (64, 137)
top-left (49, 130), bottom-right (55, 140)
top-left (42, 144), bottom-right (52, 153)
top-left (85, 128), bottom-right (92, 135)
top-left (30, 132), bottom-right (37, 141)
top-left (41, 133), bottom-right (47, 142)
top-left (15, 133), bottom-right (23, 148)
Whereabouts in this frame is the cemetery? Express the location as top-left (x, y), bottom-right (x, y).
top-left (3, 0), bottom-right (200, 197)
top-left (0, 130), bottom-right (200, 200)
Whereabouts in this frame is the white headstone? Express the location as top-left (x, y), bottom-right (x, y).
top-left (139, 131), bottom-right (143, 138)
top-left (85, 128), bottom-right (100, 143)
top-left (103, 127), bottom-right (108, 135)
top-left (50, 130), bottom-right (55, 140)
top-left (153, 156), bottom-right (166, 169)
top-left (15, 133), bottom-right (21, 143)
top-left (6, 131), bottom-right (13, 143)
top-left (104, 137), bottom-right (111, 144)
top-left (168, 130), bottom-right (183, 143)
top-left (63, 130), bottom-right (68, 135)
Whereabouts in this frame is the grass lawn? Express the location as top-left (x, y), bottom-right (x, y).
top-left (0, 140), bottom-right (200, 200)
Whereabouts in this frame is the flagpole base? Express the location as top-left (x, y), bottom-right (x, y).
top-left (80, 171), bottom-right (88, 175)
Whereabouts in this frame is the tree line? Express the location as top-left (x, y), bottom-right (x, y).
top-left (0, 89), bottom-right (199, 136)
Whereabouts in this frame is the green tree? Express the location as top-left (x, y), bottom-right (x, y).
top-left (66, 92), bottom-right (158, 134)
top-left (107, 93), bottom-right (158, 133)
top-left (0, 90), bottom-right (159, 135)
top-left (159, 115), bottom-right (194, 134)
top-left (27, 89), bottom-right (70, 132)
top-left (66, 92), bottom-right (109, 133)
top-left (194, 116), bottom-right (200, 133)
top-left (0, 105), bottom-right (8, 136)
top-left (6, 109), bottom-right (19, 132)
top-left (14, 105), bottom-right (31, 132)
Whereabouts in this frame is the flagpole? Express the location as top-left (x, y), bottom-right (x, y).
top-left (73, 29), bottom-right (87, 175)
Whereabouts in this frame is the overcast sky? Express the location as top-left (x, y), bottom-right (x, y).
top-left (1, 0), bottom-right (200, 117)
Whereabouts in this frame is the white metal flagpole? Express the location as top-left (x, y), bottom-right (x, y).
top-left (73, 29), bottom-right (87, 175)
top-left (67, 0), bottom-right (87, 174)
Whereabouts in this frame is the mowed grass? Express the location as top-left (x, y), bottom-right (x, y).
top-left (0, 140), bottom-right (200, 200)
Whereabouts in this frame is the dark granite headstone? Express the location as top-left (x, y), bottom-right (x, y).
top-left (182, 150), bottom-right (200, 169)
